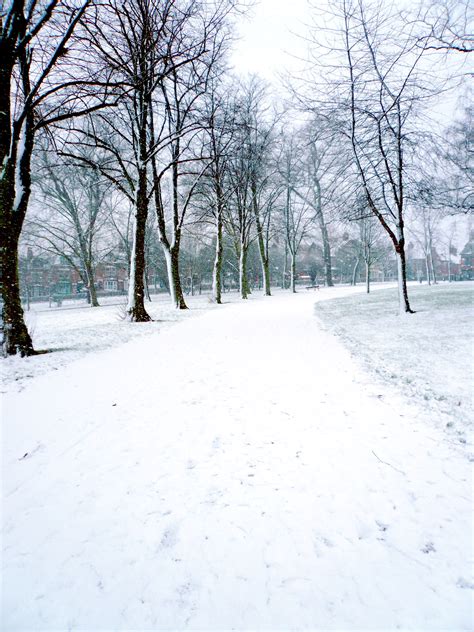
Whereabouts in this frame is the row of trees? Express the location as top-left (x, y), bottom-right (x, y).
top-left (1, 0), bottom-right (471, 356)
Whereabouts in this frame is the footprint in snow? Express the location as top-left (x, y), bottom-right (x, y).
top-left (421, 541), bottom-right (436, 554)
top-left (160, 525), bottom-right (179, 549)
top-left (314, 534), bottom-right (334, 550)
top-left (457, 577), bottom-right (474, 590)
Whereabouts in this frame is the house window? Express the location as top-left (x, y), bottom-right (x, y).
top-left (105, 279), bottom-right (117, 291)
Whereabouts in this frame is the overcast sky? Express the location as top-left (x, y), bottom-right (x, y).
top-left (230, 0), bottom-right (311, 79)
top-left (230, 0), bottom-right (468, 123)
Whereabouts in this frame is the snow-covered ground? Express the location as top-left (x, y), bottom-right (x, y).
top-left (2, 285), bottom-right (472, 630)
top-left (1, 291), bottom-right (234, 390)
top-left (315, 282), bottom-right (473, 442)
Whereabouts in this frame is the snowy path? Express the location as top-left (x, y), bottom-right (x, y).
top-left (2, 292), bottom-right (472, 630)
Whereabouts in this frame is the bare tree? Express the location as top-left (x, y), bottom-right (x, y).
top-left (221, 77), bottom-right (281, 299)
top-left (196, 80), bottom-right (238, 304)
top-left (148, 0), bottom-right (235, 309)
top-left (27, 150), bottom-right (112, 306)
top-left (241, 78), bottom-right (279, 297)
top-left (279, 135), bottom-right (315, 292)
top-left (442, 101), bottom-right (473, 215)
top-left (287, 118), bottom-right (348, 288)
top-left (298, 0), bottom-right (457, 311)
top-left (81, 0), bottom-right (180, 321)
top-left (225, 135), bottom-right (254, 299)
top-left (0, 0), bottom-right (112, 355)
top-left (338, 0), bottom-right (437, 313)
top-left (409, 189), bottom-right (444, 285)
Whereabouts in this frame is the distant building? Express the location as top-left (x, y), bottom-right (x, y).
top-left (460, 233), bottom-right (473, 280)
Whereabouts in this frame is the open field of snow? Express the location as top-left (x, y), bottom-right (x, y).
top-left (315, 282), bottom-right (473, 441)
top-left (1, 291), bottom-right (240, 391)
top-left (2, 284), bottom-right (473, 630)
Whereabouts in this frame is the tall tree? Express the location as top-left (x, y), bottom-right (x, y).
top-left (288, 119), bottom-right (346, 288)
top-left (338, 0), bottom-right (434, 312)
top-left (0, 0), bottom-right (108, 355)
top-left (197, 81), bottom-right (237, 304)
top-left (279, 135), bottom-right (315, 292)
top-left (79, 0), bottom-right (179, 321)
top-left (148, 0), bottom-right (234, 309)
top-left (242, 79), bottom-right (278, 297)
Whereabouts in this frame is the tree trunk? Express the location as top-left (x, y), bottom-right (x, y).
top-left (352, 257), bottom-right (360, 286)
top-left (429, 246), bottom-right (437, 284)
top-left (212, 212), bottom-right (223, 304)
top-left (127, 170), bottom-right (152, 322)
top-left (84, 261), bottom-right (99, 307)
top-left (425, 254), bottom-right (431, 285)
top-left (318, 214), bottom-right (334, 287)
top-left (0, 64), bottom-right (35, 354)
top-left (290, 251), bottom-right (296, 293)
top-left (254, 201), bottom-right (271, 296)
top-left (396, 241), bottom-right (414, 314)
top-left (89, 284), bottom-right (99, 307)
top-left (165, 246), bottom-right (187, 309)
top-left (262, 256), bottom-right (271, 296)
top-left (366, 261), bottom-right (370, 293)
top-left (239, 246), bottom-right (249, 299)
top-left (1, 230), bottom-right (35, 356)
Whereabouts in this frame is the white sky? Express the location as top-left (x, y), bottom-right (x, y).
top-left (230, 0), bottom-right (311, 79)
top-left (230, 0), bottom-right (469, 125)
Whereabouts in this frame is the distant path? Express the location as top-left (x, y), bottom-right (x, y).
top-left (3, 292), bottom-right (471, 630)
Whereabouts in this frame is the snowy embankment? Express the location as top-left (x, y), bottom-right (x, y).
top-left (2, 285), bottom-right (472, 630)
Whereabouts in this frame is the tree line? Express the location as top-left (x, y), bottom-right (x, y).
top-left (1, 0), bottom-right (471, 356)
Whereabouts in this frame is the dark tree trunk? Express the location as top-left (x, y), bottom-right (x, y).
top-left (127, 166), bottom-right (151, 322)
top-left (84, 261), bottom-right (99, 307)
top-left (169, 245), bottom-right (187, 309)
top-left (396, 237), bottom-right (414, 314)
top-left (1, 227), bottom-right (35, 356)
top-left (0, 54), bottom-right (35, 355)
